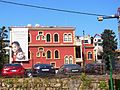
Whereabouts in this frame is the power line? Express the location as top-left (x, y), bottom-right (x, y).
top-left (0, 0), bottom-right (109, 17)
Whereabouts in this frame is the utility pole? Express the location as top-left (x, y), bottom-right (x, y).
top-left (97, 8), bottom-right (120, 90)
top-left (108, 55), bottom-right (114, 90)
top-left (83, 30), bottom-right (86, 72)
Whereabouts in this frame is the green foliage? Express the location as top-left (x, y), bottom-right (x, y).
top-left (0, 26), bottom-right (9, 66)
top-left (101, 29), bottom-right (117, 69)
top-left (3, 78), bottom-right (18, 88)
top-left (101, 29), bottom-right (117, 58)
top-left (80, 73), bottom-right (92, 90)
top-left (98, 80), bottom-right (109, 90)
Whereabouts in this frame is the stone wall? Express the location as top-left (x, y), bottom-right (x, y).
top-left (0, 74), bottom-right (113, 90)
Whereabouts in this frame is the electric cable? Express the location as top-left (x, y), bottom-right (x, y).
top-left (0, 0), bottom-right (109, 17)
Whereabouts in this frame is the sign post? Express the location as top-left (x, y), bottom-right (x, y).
top-left (108, 55), bottom-right (114, 90)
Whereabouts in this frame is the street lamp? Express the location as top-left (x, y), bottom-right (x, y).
top-left (98, 8), bottom-right (120, 90)
top-left (97, 15), bottom-right (118, 90)
top-left (97, 15), bottom-right (120, 21)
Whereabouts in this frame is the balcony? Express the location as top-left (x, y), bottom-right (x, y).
top-left (76, 58), bottom-right (83, 62)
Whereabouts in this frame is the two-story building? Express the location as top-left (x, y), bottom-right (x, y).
top-left (82, 35), bottom-right (95, 64)
top-left (9, 25), bottom-right (103, 69)
top-left (9, 25), bottom-right (76, 69)
top-left (93, 34), bottom-right (103, 63)
top-left (75, 35), bottom-right (95, 66)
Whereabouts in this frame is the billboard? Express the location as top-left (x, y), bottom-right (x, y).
top-left (10, 28), bottom-right (28, 61)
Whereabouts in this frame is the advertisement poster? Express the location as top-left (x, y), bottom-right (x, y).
top-left (10, 28), bottom-right (28, 61)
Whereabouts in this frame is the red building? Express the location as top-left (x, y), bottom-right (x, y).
top-left (75, 35), bottom-right (95, 66)
top-left (82, 36), bottom-right (95, 64)
top-left (10, 26), bottom-right (76, 69)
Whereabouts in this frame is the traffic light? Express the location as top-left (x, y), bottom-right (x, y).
top-left (105, 56), bottom-right (110, 71)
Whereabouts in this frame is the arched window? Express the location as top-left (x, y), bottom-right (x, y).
top-left (28, 34), bottom-right (30, 42)
top-left (47, 50), bottom-right (51, 58)
top-left (69, 56), bottom-right (73, 64)
top-left (36, 52), bottom-right (40, 57)
top-left (88, 52), bottom-right (92, 60)
top-left (28, 51), bottom-right (30, 59)
top-left (54, 34), bottom-right (58, 42)
top-left (55, 50), bottom-right (59, 58)
top-left (64, 34), bottom-right (68, 41)
top-left (65, 56), bottom-right (69, 64)
top-left (36, 35), bottom-right (40, 40)
top-left (38, 32), bottom-right (43, 35)
top-left (42, 52), bottom-right (45, 57)
top-left (68, 34), bottom-right (72, 41)
top-left (46, 34), bottom-right (50, 42)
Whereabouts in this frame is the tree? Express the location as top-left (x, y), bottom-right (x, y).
top-left (101, 29), bottom-right (117, 70)
top-left (0, 26), bottom-right (8, 68)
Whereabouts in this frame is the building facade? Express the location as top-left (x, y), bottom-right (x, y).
top-left (75, 35), bottom-right (96, 65)
top-left (82, 35), bottom-right (95, 64)
top-left (93, 34), bottom-right (103, 63)
top-left (10, 26), bottom-right (76, 69)
top-left (9, 25), bottom-right (102, 69)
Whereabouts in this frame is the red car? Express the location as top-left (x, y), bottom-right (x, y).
top-left (1, 63), bottom-right (25, 77)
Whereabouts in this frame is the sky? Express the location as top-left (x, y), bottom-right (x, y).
top-left (0, 0), bottom-right (120, 40)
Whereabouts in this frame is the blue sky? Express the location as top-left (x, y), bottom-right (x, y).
top-left (0, 0), bottom-right (120, 39)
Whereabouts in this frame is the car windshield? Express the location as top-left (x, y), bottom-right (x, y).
top-left (64, 64), bottom-right (80, 68)
top-left (85, 64), bottom-right (94, 68)
top-left (34, 64), bottom-right (52, 68)
top-left (4, 64), bottom-right (21, 67)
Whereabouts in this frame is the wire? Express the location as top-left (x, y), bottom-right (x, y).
top-left (0, 0), bottom-right (109, 17)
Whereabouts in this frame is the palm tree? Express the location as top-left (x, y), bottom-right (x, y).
top-left (0, 26), bottom-right (8, 68)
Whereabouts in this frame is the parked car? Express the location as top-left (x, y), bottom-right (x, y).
top-left (1, 63), bottom-right (25, 77)
top-left (85, 63), bottom-right (105, 75)
top-left (26, 63), bottom-right (55, 77)
top-left (84, 63), bottom-right (94, 74)
top-left (94, 63), bottom-right (105, 75)
top-left (114, 64), bottom-right (120, 74)
top-left (57, 64), bottom-right (82, 75)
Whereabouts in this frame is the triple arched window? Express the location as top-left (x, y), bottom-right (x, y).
top-left (34, 32), bottom-right (72, 42)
